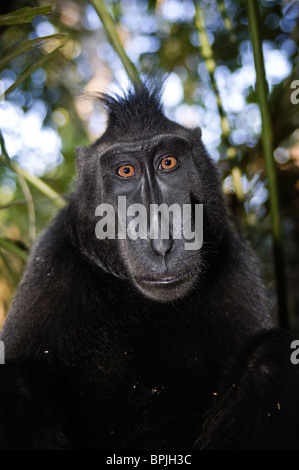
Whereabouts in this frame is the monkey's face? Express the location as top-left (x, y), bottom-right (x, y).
top-left (87, 132), bottom-right (224, 303)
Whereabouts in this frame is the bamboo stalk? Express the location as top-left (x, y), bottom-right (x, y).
top-left (91, 0), bottom-right (142, 87)
top-left (15, 171), bottom-right (36, 243)
top-left (247, 0), bottom-right (289, 328)
top-left (217, 0), bottom-right (233, 32)
top-left (193, 1), bottom-right (244, 203)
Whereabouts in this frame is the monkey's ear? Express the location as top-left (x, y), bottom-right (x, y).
top-left (75, 146), bottom-right (88, 176)
top-left (190, 127), bottom-right (202, 139)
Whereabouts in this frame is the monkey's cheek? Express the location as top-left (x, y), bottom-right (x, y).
top-left (132, 276), bottom-right (196, 303)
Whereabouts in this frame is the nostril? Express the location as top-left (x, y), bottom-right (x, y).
top-left (151, 238), bottom-right (173, 257)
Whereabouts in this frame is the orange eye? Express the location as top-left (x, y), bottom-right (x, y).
top-left (158, 157), bottom-right (178, 170)
top-left (117, 165), bottom-right (136, 178)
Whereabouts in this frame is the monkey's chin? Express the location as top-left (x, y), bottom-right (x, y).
top-left (133, 275), bottom-right (195, 303)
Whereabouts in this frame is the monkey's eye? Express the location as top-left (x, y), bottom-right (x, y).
top-left (117, 165), bottom-right (136, 178)
top-left (158, 157), bottom-right (178, 171)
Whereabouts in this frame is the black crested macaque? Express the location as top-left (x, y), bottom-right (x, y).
top-left (1, 79), bottom-right (299, 450)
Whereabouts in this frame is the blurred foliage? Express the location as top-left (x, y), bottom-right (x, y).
top-left (0, 0), bottom-right (299, 330)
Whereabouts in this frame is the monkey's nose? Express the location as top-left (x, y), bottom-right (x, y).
top-left (151, 238), bottom-right (173, 257)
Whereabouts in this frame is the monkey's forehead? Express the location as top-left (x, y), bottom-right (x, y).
top-left (94, 134), bottom-right (191, 158)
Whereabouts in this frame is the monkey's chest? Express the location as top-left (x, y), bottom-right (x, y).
top-left (75, 326), bottom-right (224, 449)
top-left (80, 351), bottom-right (219, 449)
top-left (119, 376), bottom-right (215, 448)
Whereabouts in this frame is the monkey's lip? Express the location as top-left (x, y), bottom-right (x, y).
top-left (135, 274), bottom-right (190, 286)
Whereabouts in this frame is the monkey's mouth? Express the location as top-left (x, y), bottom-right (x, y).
top-left (136, 275), bottom-right (186, 286)
top-left (133, 273), bottom-right (196, 302)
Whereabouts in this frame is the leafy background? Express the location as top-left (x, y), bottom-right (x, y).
top-left (0, 0), bottom-right (299, 332)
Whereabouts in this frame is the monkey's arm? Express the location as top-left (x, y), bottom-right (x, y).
top-left (0, 359), bottom-right (73, 449)
top-left (197, 329), bottom-right (299, 450)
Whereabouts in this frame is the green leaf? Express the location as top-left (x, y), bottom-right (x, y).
top-left (0, 5), bottom-right (52, 26)
top-left (16, 164), bottom-right (66, 208)
top-left (0, 154), bottom-right (66, 209)
top-left (0, 34), bottom-right (67, 72)
top-left (0, 248), bottom-right (21, 288)
top-left (0, 85), bottom-right (65, 213)
top-left (0, 38), bottom-right (67, 100)
top-left (0, 238), bottom-right (28, 262)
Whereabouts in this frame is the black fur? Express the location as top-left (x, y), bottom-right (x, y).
top-left (0, 79), bottom-right (299, 450)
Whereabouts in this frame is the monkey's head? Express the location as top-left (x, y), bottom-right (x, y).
top-left (72, 78), bottom-right (226, 302)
